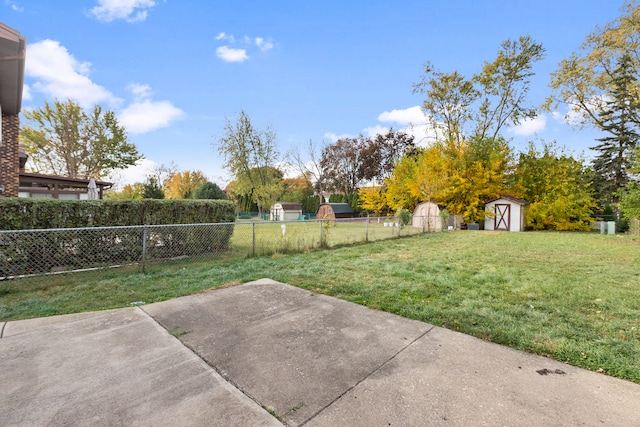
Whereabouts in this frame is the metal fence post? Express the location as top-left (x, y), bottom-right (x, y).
top-left (142, 225), bottom-right (147, 273)
top-left (319, 219), bottom-right (323, 248)
top-left (366, 215), bottom-right (369, 242)
top-left (252, 221), bottom-right (256, 257)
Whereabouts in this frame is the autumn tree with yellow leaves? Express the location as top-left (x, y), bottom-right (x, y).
top-left (164, 170), bottom-right (209, 199)
top-left (508, 142), bottom-right (596, 231)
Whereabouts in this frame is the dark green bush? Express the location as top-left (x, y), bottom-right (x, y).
top-left (0, 198), bottom-right (236, 229)
top-left (0, 199), bottom-right (236, 277)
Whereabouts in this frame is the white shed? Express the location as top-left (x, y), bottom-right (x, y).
top-left (484, 196), bottom-right (529, 232)
top-left (412, 201), bottom-right (443, 231)
top-left (270, 202), bottom-right (303, 221)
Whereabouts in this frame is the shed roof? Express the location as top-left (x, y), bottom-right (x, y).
top-left (0, 22), bottom-right (26, 115)
top-left (485, 195), bottom-right (529, 206)
top-left (320, 203), bottom-right (354, 214)
top-left (274, 202), bottom-right (302, 210)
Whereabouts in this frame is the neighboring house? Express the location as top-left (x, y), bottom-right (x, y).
top-left (412, 201), bottom-right (443, 231)
top-left (484, 196), bottom-right (529, 232)
top-left (316, 203), bottom-right (354, 220)
top-left (270, 202), bottom-right (303, 221)
top-left (15, 144), bottom-right (112, 199)
top-left (19, 172), bottom-right (112, 200)
top-left (0, 22), bottom-right (26, 198)
top-left (0, 25), bottom-right (111, 201)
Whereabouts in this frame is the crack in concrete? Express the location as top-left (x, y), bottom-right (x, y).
top-left (136, 305), bottom-right (284, 425)
top-left (136, 297), bottom-right (438, 427)
top-left (299, 324), bottom-right (436, 426)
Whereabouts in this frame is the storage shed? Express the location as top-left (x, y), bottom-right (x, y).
top-left (412, 201), bottom-right (443, 231)
top-left (316, 203), bottom-right (354, 220)
top-left (484, 196), bottom-right (529, 232)
top-left (270, 202), bottom-right (303, 221)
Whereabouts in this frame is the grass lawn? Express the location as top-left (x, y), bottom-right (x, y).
top-left (1, 231), bottom-right (638, 384)
top-left (231, 218), bottom-right (420, 256)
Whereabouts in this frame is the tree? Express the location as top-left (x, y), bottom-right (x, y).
top-left (284, 139), bottom-right (325, 195)
top-left (318, 136), bottom-right (367, 195)
top-left (619, 146), bottom-right (640, 221)
top-left (21, 99), bottom-right (142, 179)
top-left (358, 186), bottom-right (392, 215)
top-left (141, 176), bottom-right (165, 199)
top-left (281, 174), bottom-right (313, 201)
top-left (215, 111), bottom-right (280, 213)
top-left (226, 166), bottom-right (285, 212)
top-left (437, 136), bottom-right (511, 222)
top-left (414, 36), bottom-right (545, 143)
top-left (384, 137), bottom-right (510, 222)
top-left (164, 170), bottom-right (209, 199)
top-left (147, 162), bottom-right (179, 189)
top-left (413, 65), bottom-right (479, 143)
top-left (474, 36), bottom-right (545, 141)
top-left (590, 53), bottom-right (640, 206)
top-left (106, 183), bottom-right (144, 200)
top-left (194, 182), bottom-right (227, 200)
top-left (384, 148), bottom-right (435, 212)
top-left (508, 142), bottom-right (596, 231)
top-left (547, 1), bottom-right (640, 128)
top-left (360, 129), bottom-right (416, 184)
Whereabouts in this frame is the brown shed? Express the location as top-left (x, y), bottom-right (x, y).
top-left (316, 203), bottom-right (354, 220)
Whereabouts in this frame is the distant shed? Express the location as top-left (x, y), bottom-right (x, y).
top-left (484, 196), bottom-right (529, 232)
top-left (316, 203), bottom-right (354, 220)
top-left (412, 201), bottom-right (443, 231)
top-left (270, 202), bottom-right (303, 221)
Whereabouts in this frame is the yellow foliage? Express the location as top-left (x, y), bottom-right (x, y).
top-left (358, 186), bottom-right (390, 214)
top-left (107, 183), bottom-right (144, 200)
top-left (164, 170), bottom-right (208, 199)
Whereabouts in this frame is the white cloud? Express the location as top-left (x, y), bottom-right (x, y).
top-left (323, 132), bottom-right (354, 142)
top-left (5, 1), bottom-right (24, 12)
top-left (216, 46), bottom-right (249, 63)
top-left (128, 83), bottom-right (153, 99)
top-left (109, 158), bottom-right (157, 190)
top-left (215, 32), bottom-right (234, 42)
top-left (90, 0), bottom-right (156, 23)
top-left (214, 32), bottom-right (274, 62)
top-left (325, 106), bottom-right (439, 147)
top-left (21, 84), bottom-right (31, 101)
top-left (118, 84), bottom-right (184, 134)
top-left (255, 37), bottom-right (274, 52)
top-left (25, 39), bottom-right (120, 108)
top-left (378, 106), bottom-right (427, 126)
top-left (362, 125), bottom-right (389, 138)
top-left (375, 106), bottom-right (437, 146)
top-left (509, 114), bottom-right (547, 136)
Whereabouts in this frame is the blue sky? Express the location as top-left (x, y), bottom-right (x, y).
top-left (2, 0), bottom-right (627, 188)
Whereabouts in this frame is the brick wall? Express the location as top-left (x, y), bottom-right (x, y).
top-left (0, 113), bottom-right (20, 197)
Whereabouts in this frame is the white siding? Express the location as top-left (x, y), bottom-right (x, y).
top-left (485, 199), bottom-right (525, 232)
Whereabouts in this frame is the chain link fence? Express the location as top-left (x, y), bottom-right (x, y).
top-left (0, 216), bottom-right (443, 281)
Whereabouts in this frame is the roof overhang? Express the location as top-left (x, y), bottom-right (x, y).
top-left (0, 22), bottom-right (26, 115)
top-left (19, 172), bottom-right (114, 189)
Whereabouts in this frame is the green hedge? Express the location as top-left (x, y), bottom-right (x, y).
top-left (0, 198), bottom-right (236, 230)
top-left (0, 199), bottom-right (236, 277)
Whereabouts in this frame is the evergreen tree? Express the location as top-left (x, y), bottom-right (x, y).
top-left (194, 182), bottom-right (227, 200)
top-left (141, 177), bottom-right (165, 199)
top-left (591, 54), bottom-right (640, 206)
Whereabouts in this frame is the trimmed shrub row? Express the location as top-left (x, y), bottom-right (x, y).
top-left (0, 198), bottom-right (236, 230)
top-left (0, 199), bottom-right (236, 277)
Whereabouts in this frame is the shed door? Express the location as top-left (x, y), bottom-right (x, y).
top-left (494, 204), bottom-right (510, 231)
